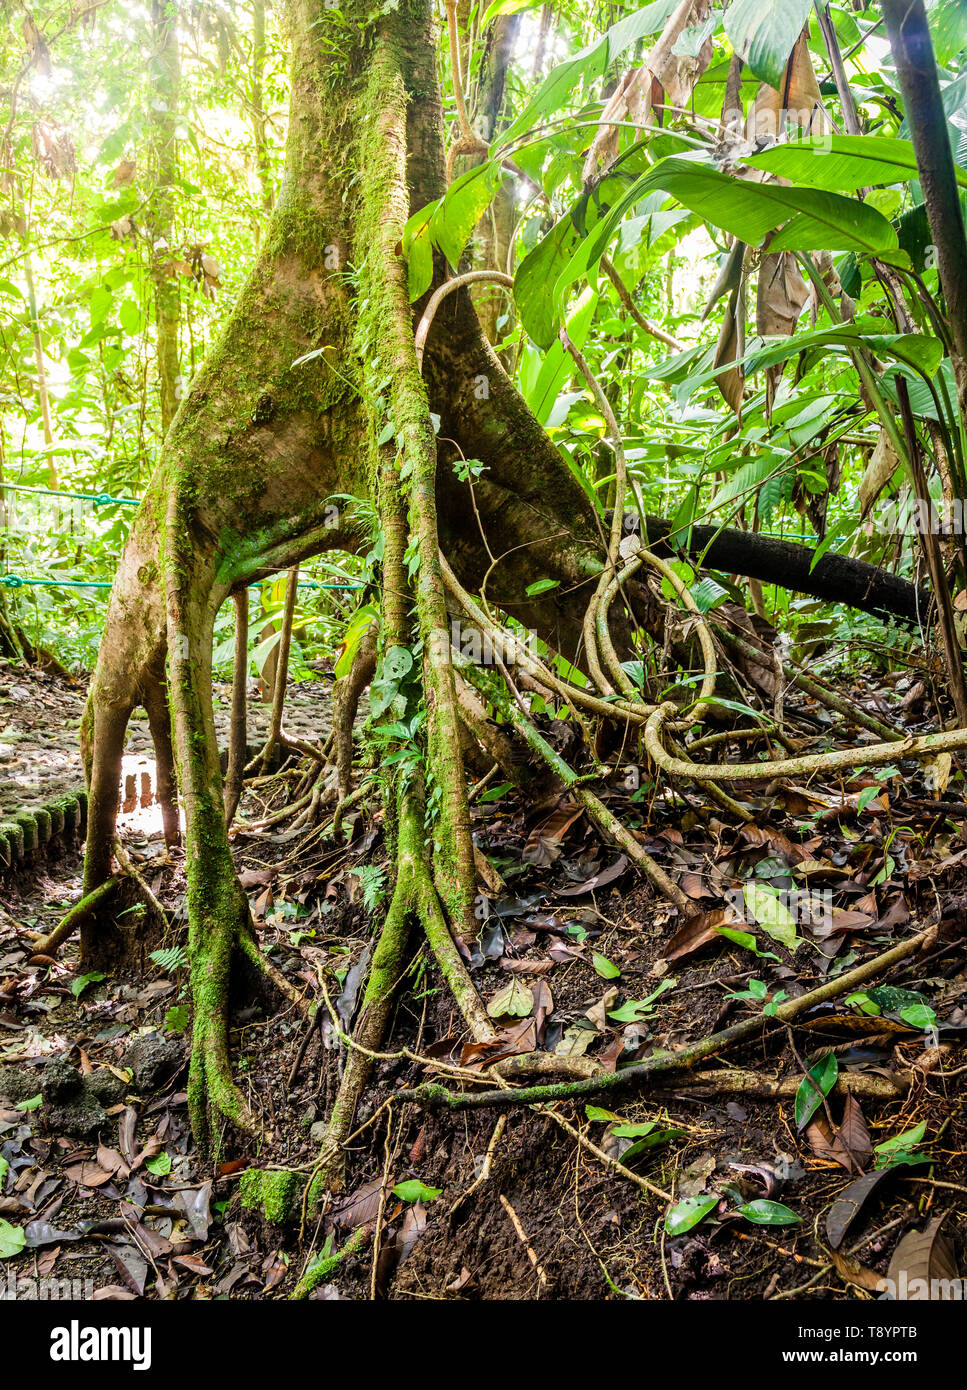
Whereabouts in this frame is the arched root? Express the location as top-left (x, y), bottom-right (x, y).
top-left (34, 878), bottom-right (121, 958)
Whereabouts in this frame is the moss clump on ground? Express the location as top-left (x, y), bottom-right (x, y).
top-left (239, 1167), bottom-right (303, 1224)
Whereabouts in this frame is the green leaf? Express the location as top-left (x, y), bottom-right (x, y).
top-left (714, 926), bottom-right (780, 960)
top-left (737, 1199), bottom-right (801, 1226)
top-left (610, 1122), bottom-right (657, 1138)
top-left (149, 945), bottom-right (187, 973)
top-left (70, 970), bottom-right (106, 999)
top-left (146, 1151), bottom-right (172, 1177)
top-left (119, 297), bottom-right (142, 335)
top-left (430, 162), bottom-right (503, 269)
top-left (665, 1193), bottom-right (719, 1235)
top-left (515, 214), bottom-right (580, 349)
top-left (585, 1105), bottom-right (619, 1122)
top-left (334, 604), bottom-right (379, 679)
top-left (930, 0), bottom-right (967, 65)
top-left (592, 951), bottom-right (621, 979)
top-left (477, 781), bottom-right (513, 803)
top-left (524, 578), bottom-right (560, 597)
top-left (382, 645), bottom-right (414, 681)
top-left (0, 1218), bottom-right (26, 1259)
top-left (0, 1156), bottom-right (7, 1185)
top-left (406, 224), bottom-right (434, 302)
top-left (89, 284), bottom-right (113, 325)
top-left (899, 1003), bottom-right (937, 1030)
top-left (724, 0), bottom-right (813, 89)
top-left (874, 1121), bottom-right (927, 1168)
top-left (500, 0), bottom-right (681, 146)
top-left (748, 134), bottom-right (967, 194)
top-left (164, 1004), bottom-right (189, 1034)
top-left (401, 200), bottom-right (438, 302)
top-left (794, 1052), bottom-right (839, 1129)
top-left (481, 0), bottom-right (539, 25)
top-left (638, 157), bottom-right (898, 255)
top-left (742, 882), bottom-right (801, 953)
top-left (16, 1093), bottom-right (42, 1112)
top-left (392, 1179), bottom-right (442, 1204)
top-left (607, 976), bottom-right (677, 1021)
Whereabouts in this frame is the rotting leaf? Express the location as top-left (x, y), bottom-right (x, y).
top-left (828, 1247), bottom-right (884, 1293)
top-left (825, 1168), bottom-right (895, 1250)
top-left (886, 1217), bottom-right (961, 1298)
top-left (486, 978), bottom-right (534, 1020)
top-left (663, 907), bottom-right (736, 963)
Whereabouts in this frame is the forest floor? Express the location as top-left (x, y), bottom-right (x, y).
top-left (0, 660), bottom-right (965, 1300)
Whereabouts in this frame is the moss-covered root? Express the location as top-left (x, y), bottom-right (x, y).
top-left (186, 852), bottom-right (260, 1149)
top-left (240, 1166), bottom-right (303, 1224)
top-left (291, 1225), bottom-right (371, 1301)
top-left (361, 41), bottom-right (477, 943)
top-left (35, 877), bottom-right (120, 958)
top-left (238, 919), bottom-right (310, 1012)
top-left (418, 871), bottom-right (496, 1045)
top-left (223, 589), bottom-right (249, 826)
top-left (165, 580), bottom-right (259, 1147)
top-left (311, 874), bottom-right (412, 1197)
top-left (82, 693), bottom-right (133, 896)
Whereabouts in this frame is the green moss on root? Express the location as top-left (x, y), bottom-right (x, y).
top-left (240, 1167), bottom-right (302, 1224)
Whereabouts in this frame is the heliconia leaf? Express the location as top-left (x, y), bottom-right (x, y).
top-left (638, 157), bottom-right (899, 255)
top-left (499, 0), bottom-right (682, 146)
top-left (723, 0), bottom-right (813, 90)
top-left (748, 134), bottom-right (967, 194)
top-left (429, 162), bottom-right (503, 270)
top-left (515, 214), bottom-right (580, 349)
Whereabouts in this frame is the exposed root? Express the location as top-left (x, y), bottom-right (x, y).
top-left (260, 565), bottom-right (299, 773)
top-left (398, 922), bottom-right (943, 1111)
top-left (238, 919), bottom-right (311, 1014)
top-left (645, 701), bottom-right (967, 783)
top-left (224, 588), bottom-right (249, 826)
top-left (291, 1224), bottom-right (372, 1301)
top-left (34, 877), bottom-right (120, 958)
top-left (659, 1067), bottom-right (911, 1104)
top-left (310, 866), bottom-right (412, 1195)
top-left (333, 625), bottom-right (377, 804)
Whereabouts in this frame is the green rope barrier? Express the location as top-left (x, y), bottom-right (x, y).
top-left (1, 482), bottom-right (140, 507)
top-left (0, 574), bottom-right (363, 591)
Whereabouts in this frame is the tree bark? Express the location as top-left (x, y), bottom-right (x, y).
top-left (78, 0), bottom-right (934, 1139)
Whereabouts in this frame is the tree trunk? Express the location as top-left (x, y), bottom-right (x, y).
top-left (79, 0), bottom-right (929, 1145)
top-left (148, 0), bottom-right (182, 435)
